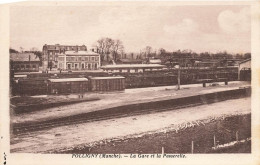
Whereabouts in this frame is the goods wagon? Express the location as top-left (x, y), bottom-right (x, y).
top-left (89, 76), bottom-right (125, 92)
top-left (47, 78), bottom-right (89, 94)
top-left (18, 78), bottom-right (48, 95)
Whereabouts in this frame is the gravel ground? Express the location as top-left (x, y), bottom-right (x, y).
top-left (10, 97), bottom-right (251, 153)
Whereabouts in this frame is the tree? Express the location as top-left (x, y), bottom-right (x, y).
top-left (29, 47), bottom-right (42, 61)
top-left (199, 52), bottom-right (211, 59)
top-left (158, 48), bottom-right (166, 56)
top-left (96, 38), bottom-right (106, 62)
top-left (20, 47), bottom-right (24, 53)
top-left (111, 39), bottom-right (124, 62)
top-left (95, 37), bottom-right (125, 64)
top-left (244, 53), bottom-right (251, 59)
top-left (235, 54), bottom-right (243, 59)
top-left (95, 37), bottom-right (114, 63)
top-left (104, 38), bottom-right (114, 62)
top-left (30, 47), bottom-right (39, 52)
top-left (9, 48), bottom-right (19, 53)
top-left (145, 46), bottom-right (152, 58)
top-left (34, 51), bottom-right (43, 61)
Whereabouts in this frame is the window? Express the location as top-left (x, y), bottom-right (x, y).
top-left (74, 63), bottom-right (78, 69)
top-left (32, 65), bottom-right (36, 68)
top-left (92, 57), bottom-right (95, 61)
top-left (95, 57), bottom-right (99, 61)
top-left (67, 63), bottom-right (71, 69)
top-left (130, 69), bottom-right (135, 73)
top-left (58, 57), bottom-right (64, 61)
top-left (26, 65), bottom-right (30, 68)
top-left (85, 57), bottom-right (89, 61)
top-left (78, 57), bottom-right (81, 61)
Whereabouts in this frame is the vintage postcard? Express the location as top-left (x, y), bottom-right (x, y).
top-left (0, 1), bottom-right (259, 165)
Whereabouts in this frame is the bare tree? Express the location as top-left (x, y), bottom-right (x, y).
top-left (111, 39), bottom-right (124, 62)
top-left (145, 46), bottom-right (152, 58)
top-left (96, 38), bottom-right (106, 62)
top-left (95, 38), bottom-right (125, 63)
top-left (159, 48), bottom-right (166, 55)
top-left (104, 38), bottom-right (114, 62)
top-left (20, 47), bottom-right (24, 53)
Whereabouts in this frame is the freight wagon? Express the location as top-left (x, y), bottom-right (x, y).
top-left (47, 78), bottom-right (89, 94)
top-left (89, 76), bottom-right (125, 92)
top-left (17, 78), bottom-right (48, 95)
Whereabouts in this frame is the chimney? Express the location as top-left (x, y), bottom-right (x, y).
top-left (75, 45), bottom-right (78, 52)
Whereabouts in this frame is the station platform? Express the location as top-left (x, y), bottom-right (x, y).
top-left (11, 81), bottom-right (250, 124)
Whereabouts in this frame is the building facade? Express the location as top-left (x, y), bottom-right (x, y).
top-left (238, 58), bottom-right (251, 81)
top-left (10, 53), bottom-right (41, 72)
top-left (57, 50), bottom-right (100, 70)
top-left (42, 44), bottom-right (87, 70)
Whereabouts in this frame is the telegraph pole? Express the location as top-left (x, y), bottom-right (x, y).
top-left (177, 64), bottom-right (180, 90)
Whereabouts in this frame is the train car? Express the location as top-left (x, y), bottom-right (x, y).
top-left (47, 78), bottom-right (89, 94)
top-left (89, 76), bottom-right (125, 92)
top-left (18, 78), bottom-right (48, 95)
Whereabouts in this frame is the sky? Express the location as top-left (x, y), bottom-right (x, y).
top-left (10, 5), bottom-right (251, 54)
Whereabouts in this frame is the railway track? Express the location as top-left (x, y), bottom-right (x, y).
top-left (13, 102), bottom-right (203, 136)
top-left (12, 93), bottom-right (247, 136)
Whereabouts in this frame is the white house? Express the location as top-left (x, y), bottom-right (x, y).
top-left (57, 50), bottom-right (101, 70)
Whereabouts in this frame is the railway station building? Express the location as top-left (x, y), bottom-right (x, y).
top-left (57, 50), bottom-right (101, 70)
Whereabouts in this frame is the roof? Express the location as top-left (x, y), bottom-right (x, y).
top-left (119, 59), bottom-right (143, 63)
top-left (10, 53), bottom-right (40, 62)
top-left (149, 59), bottom-right (161, 64)
top-left (89, 76), bottom-right (125, 80)
top-left (239, 58), bottom-right (251, 64)
top-left (101, 64), bottom-right (165, 69)
top-left (194, 60), bottom-right (220, 64)
top-left (14, 75), bottom-right (27, 78)
top-left (44, 44), bottom-right (87, 50)
top-left (65, 50), bottom-right (99, 56)
top-left (48, 78), bottom-right (88, 82)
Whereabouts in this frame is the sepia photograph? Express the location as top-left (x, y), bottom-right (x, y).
top-left (1, 1), bottom-right (260, 165)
